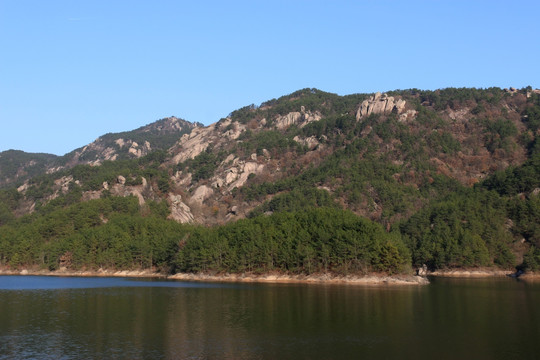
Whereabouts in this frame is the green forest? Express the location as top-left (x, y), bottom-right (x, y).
top-left (0, 196), bottom-right (410, 275)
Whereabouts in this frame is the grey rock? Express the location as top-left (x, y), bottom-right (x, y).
top-left (356, 92), bottom-right (407, 120)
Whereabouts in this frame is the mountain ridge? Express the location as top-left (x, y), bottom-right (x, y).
top-left (5, 87), bottom-right (538, 222)
top-left (1, 86), bottom-right (540, 274)
top-left (0, 116), bottom-right (201, 188)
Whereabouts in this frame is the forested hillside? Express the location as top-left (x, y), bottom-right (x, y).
top-left (1, 87), bottom-right (539, 275)
top-left (0, 150), bottom-right (59, 188)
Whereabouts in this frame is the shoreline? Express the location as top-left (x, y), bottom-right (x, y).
top-left (167, 272), bottom-right (429, 285)
top-left (428, 268), bottom-right (540, 280)
top-left (2, 267), bottom-right (540, 285)
top-left (429, 269), bottom-right (511, 277)
top-left (0, 268), bottom-right (429, 286)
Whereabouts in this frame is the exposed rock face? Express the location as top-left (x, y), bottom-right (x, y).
top-left (171, 119), bottom-right (252, 165)
top-left (293, 135), bottom-right (320, 150)
top-left (190, 185), bottom-right (214, 205)
top-left (275, 107), bottom-right (322, 130)
top-left (399, 109), bottom-right (418, 123)
top-left (225, 167), bottom-right (239, 185)
top-left (172, 128), bottom-right (212, 164)
top-left (172, 171), bottom-right (192, 188)
top-left (17, 182), bottom-right (29, 193)
top-left (54, 176), bottom-right (73, 194)
top-left (162, 116), bottom-right (192, 131)
top-left (108, 177), bottom-right (151, 205)
top-left (417, 264), bottom-right (428, 276)
top-left (356, 92), bottom-right (406, 120)
top-left (168, 194), bottom-right (194, 223)
top-left (220, 118), bottom-right (246, 140)
top-left (276, 112), bottom-right (302, 129)
top-left (208, 156), bottom-right (266, 192)
top-left (127, 141), bottom-right (151, 158)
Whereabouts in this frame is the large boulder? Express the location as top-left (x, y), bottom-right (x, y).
top-left (190, 185), bottom-right (214, 205)
top-left (168, 194), bottom-right (194, 223)
top-left (356, 93), bottom-right (407, 120)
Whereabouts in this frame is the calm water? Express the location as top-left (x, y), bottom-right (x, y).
top-left (0, 276), bottom-right (539, 359)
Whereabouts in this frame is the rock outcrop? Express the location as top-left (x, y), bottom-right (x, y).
top-left (171, 120), bottom-right (247, 165)
top-left (190, 185), bottom-right (214, 205)
top-left (108, 177), bottom-right (150, 205)
top-left (275, 107), bottom-right (322, 130)
top-left (168, 194), bottom-right (194, 223)
top-left (53, 116), bottom-right (200, 170)
top-left (127, 141), bottom-right (151, 158)
top-left (356, 92), bottom-right (406, 120)
top-left (171, 127), bottom-right (213, 164)
top-left (293, 135), bottom-right (320, 150)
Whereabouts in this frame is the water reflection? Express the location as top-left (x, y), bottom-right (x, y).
top-left (0, 277), bottom-right (539, 359)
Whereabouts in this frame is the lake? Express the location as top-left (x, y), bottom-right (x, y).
top-left (0, 275), bottom-right (538, 359)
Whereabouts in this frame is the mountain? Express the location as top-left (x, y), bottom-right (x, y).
top-left (0, 116), bottom-right (200, 188)
top-left (62, 116), bottom-right (201, 167)
top-left (1, 87), bottom-right (540, 275)
top-left (0, 150), bottom-right (58, 188)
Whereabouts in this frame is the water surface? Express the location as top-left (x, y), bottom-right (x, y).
top-left (0, 276), bottom-right (538, 359)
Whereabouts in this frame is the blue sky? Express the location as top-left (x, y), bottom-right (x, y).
top-left (1, 0), bottom-right (539, 155)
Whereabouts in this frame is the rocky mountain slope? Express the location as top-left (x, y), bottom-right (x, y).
top-left (6, 88), bottom-right (540, 222)
top-left (0, 150), bottom-right (58, 188)
top-left (0, 116), bottom-right (199, 188)
top-left (2, 86), bottom-right (540, 273)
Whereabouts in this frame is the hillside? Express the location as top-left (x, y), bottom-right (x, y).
top-left (0, 116), bottom-right (199, 188)
top-left (0, 150), bottom-right (58, 188)
top-left (1, 87), bottom-right (540, 275)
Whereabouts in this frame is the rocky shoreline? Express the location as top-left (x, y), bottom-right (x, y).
top-left (429, 269), bottom-right (511, 277)
top-left (0, 268), bottom-right (429, 286)
top-left (428, 268), bottom-right (540, 280)
top-left (167, 272), bottom-right (430, 285)
top-left (2, 267), bottom-right (539, 285)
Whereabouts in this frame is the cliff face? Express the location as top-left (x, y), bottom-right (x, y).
top-left (356, 92), bottom-right (406, 119)
top-left (4, 87), bottom-right (540, 226)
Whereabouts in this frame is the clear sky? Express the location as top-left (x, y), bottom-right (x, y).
top-left (1, 0), bottom-right (539, 155)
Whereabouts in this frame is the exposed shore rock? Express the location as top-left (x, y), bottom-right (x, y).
top-left (0, 268), bottom-right (429, 285)
top-left (429, 269), bottom-right (512, 277)
top-left (169, 272), bottom-right (429, 285)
